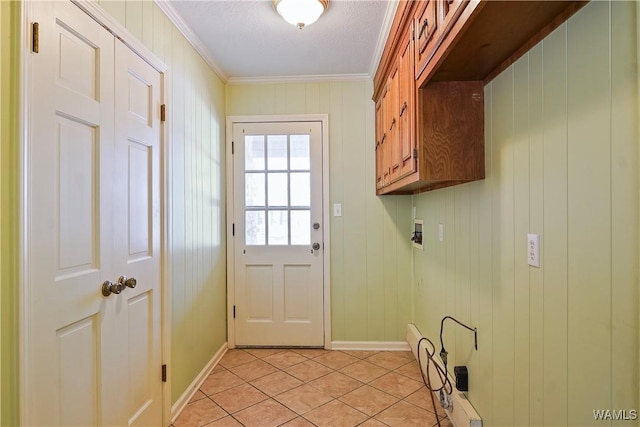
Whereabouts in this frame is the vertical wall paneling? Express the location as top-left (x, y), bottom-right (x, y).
top-left (566, 3), bottom-right (611, 425)
top-left (513, 53), bottom-right (531, 426)
top-left (413, 2), bottom-right (638, 425)
top-left (97, 0), bottom-right (227, 405)
top-left (541, 23), bottom-right (569, 427)
top-left (610, 1), bottom-right (639, 420)
top-left (490, 68), bottom-right (516, 427)
top-left (527, 42), bottom-right (545, 427)
top-left (0, 1), bottom-right (19, 424)
top-left (226, 81), bottom-right (413, 343)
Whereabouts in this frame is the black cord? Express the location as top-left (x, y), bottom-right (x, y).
top-left (439, 316), bottom-right (478, 373)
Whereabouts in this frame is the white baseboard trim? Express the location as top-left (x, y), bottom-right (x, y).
top-left (331, 341), bottom-right (411, 351)
top-left (171, 341), bottom-right (228, 422)
top-left (407, 324), bottom-right (482, 427)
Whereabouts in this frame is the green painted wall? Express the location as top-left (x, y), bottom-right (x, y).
top-left (95, 1), bottom-right (228, 405)
top-left (412, 2), bottom-right (639, 426)
top-left (0, 1), bottom-right (20, 425)
top-left (226, 81), bottom-right (413, 342)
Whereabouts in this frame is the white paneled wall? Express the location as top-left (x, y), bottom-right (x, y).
top-left (412, 2), bottom-right (639, 426)
top-left (227, 81), bottom-right (413, 342)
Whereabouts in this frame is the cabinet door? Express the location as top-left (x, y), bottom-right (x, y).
top-left (414, 0), bottom-right (438, 79)
top-left (440, 0), bottom-right (465, 32)
top-left (397, 30), bottom-right (416, 178)
top-left (375, 98), bottom-right (385, 190)
top-left (387, 64), bottom-right (401, 183)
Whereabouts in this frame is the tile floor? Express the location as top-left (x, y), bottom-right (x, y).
top-left (172, 348), bottom-right (454, 427)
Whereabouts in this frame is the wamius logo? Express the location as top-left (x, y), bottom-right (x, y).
top-left (593, 409), bottom-right (638, 421)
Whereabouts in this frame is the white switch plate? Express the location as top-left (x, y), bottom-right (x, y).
top-left (438, 223), bottom-right (444, 242)
top-left (333, 203), bottom-right (342, 217)
top-left (527, 234), bottom-right (540, 268)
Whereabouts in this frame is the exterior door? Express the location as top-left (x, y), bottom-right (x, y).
top-left (26, 2), bottom-right (162, 425)
top-left (233, 121), bottom-right (324, 347)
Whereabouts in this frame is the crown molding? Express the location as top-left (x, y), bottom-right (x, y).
top-left (368, 0), bottom-right (399, 76)
top-left (154, 0), bottom-right (228, 82)
top-left (227, 73), bottom-right (372, 85)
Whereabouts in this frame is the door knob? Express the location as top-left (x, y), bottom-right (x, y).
top-left (118, 275), bottom-right (137, 289)
top-left (312, 242), bottom-right (321, 251)
top-left (102, 280), bottom-right (124, 297)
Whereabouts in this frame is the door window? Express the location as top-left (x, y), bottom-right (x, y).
top-left (244, 134), bottom-right (311, 246)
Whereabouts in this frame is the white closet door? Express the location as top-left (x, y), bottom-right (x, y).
top-left (26, 2), bottom-right (162, 425)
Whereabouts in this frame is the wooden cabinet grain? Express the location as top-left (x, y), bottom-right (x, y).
top-left (373, 0), bottom-right (586, 195)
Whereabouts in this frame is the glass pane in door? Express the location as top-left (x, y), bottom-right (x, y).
top-left (244, 132), bottom-right (313, 246)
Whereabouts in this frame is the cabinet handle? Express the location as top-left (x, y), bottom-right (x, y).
top-left (399, 102), bottom-right (408, 117)
top-left (418, 18), bottom-right (429, 40)
top-left (381, 133), bottom-right (387, 143)
top-left (389, 118), bottom-right (396, 130)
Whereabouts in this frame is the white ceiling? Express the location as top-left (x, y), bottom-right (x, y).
top-left (161, 0), bottom-right (397, 83)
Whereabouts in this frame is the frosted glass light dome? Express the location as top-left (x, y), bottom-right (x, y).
top-left (273, 0), bottom-right (329, 29)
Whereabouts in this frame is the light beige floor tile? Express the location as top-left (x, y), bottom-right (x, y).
top-left (285, 360), bottom-right (334, 382)
top-left (228, 359), bottom-right (279, 381)
top-left (290, 348), bottom-right (331, 359)
top-left (250, 371), bottom-right (304, 396)
top-left (308, 372), bottom-right (363, 398)
top-left (403, 386), bottom-right (438, 412)
top-left (263, 350), bottom-right (309, 369)
top-left (173, 398), bottom-right (227, 427)
top-left (313, 351), bottom-right (359, 370)
top-left (203, 415), bottom-right (243, 426)
top-left (394, 360), bottom-right (424, 382)
top-left (281, 416), bottom-right (316, 427)
top-left (358, 419), bottom-right (388, 427)
top-left (339, 385), bottom-right (398, 416)
top-left (201, 370), bottom-right (245, 396)
top-left (219, 350), bottom-right (257, 369)
top-left (303, 400), bottom-right (368, 427)
top-left (369, 372), bottom-right (423, 398)
top-left (374, 401), bottom-right (438, 427)
top-left (366, 352), bottom-right (413, 370)
top-left (189, 390), bottom-right (207, 403)
top-left (210, 383), bottom-right (268, 414)
top-left (339, 360), bottom-right (389, 383)
top-left (274, 384), bottom-right (334, 415)
top-left (242, 348), bottom-right (286, 358)
top-left (233, 399), bottom-right (297, 427)
top-left (340, 350), bottom-right (380, 360)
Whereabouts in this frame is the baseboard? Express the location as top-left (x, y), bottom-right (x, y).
top-left (331, 341), bottom-right (411, 351)
top-left (406, 324), bottom-right (482, 427)
top-left (171, 341), bottom-right (228, 422)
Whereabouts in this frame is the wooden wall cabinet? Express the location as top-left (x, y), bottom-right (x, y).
top-left (373, 0), bottom-right (586, 195)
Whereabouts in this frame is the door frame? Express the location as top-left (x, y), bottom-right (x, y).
top-left (226, 115), bottom-right (331, 349)
top-left (18, 1), bottom-right (171, 425)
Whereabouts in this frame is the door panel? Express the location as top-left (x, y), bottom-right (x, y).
top-left (27, 2), bottom-right (162, 425)
top-left (28, 3), bottom-right (114, 424)
top-left (233, 121), bottom-right (324, 347)
top-left (114, 39), bottom-right (162, 427)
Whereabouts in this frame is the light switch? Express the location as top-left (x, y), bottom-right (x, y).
top-left (333, 203), bottom-right (342, 217)
top-left (438, 223), bottom-right (444, 242)
top-left (527, 234), bottom-right (540, 268)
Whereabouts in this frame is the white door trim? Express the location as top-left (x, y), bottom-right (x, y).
top-left (226, 114), bottom-right (331, 349)
top-left (19, 1), bottom-right (171, 425)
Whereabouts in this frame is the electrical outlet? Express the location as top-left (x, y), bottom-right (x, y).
top-left (527, 234), bottom-right (540, 268)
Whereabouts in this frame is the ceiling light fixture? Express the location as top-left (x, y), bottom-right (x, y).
top-left (273, 0), bottom-right (329, 29)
